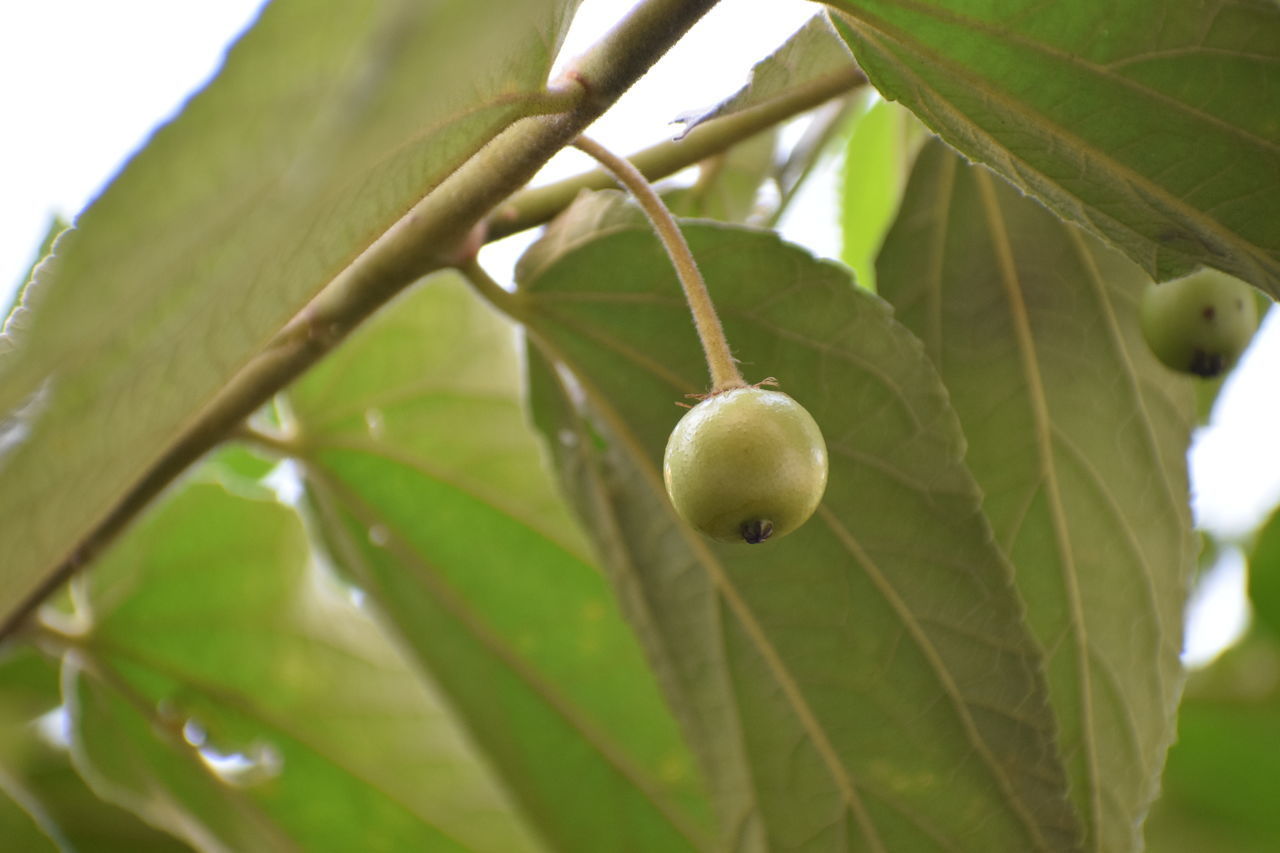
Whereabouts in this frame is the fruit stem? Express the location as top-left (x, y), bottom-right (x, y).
top-left (572, 135), bottom-right (745, 392)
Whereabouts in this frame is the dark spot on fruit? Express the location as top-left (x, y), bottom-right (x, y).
top-left (1188, 349), bottom-right (1226, 378)
top-left (1202, 305), bottom-right (1216, 320)
top-left (741, 519), bottom-right (774, 544)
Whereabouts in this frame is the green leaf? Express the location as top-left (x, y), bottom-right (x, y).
top-left (839, 98), bottom-right (924, 291)
top-left (0, 645), bottom-right (190, 853)
top-left (824, 0), bottom-right (1280, 296)
top-left (516, 199), bottom-right (1081, 851)
top-left (67, 665), bottom-right (289, 853)
top-left (1158, 703), bottom-right (1280, 847)
top-left (205, 442), bottom-right (278, 486)
top-left (0, 781), bottom-right (61, 853)
top-left (0, 648), bottom-right (65, 853)
top-left (1249, 505), bottom-right (1280, 637)
top-left (876, 139), bottom-right (1196, 852)
top-left (70, 480), bottom-right (540, 852)
top-left (285, 273), bottom-right (712, 853)
top-left (677, 14), bottom-right (857, 133)
top-left (1143, 634), bottom-right (1280, 852)
top-left (0, 0), bottom-right (577, 628)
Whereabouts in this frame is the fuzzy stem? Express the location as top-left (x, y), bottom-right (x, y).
top-left (572, 135), bottom-right (744, 391)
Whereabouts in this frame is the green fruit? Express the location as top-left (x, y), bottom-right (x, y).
top-left (663, 387), bottom-right (828, 544)
top-left (1141, 269), bottom-right (1259, 378)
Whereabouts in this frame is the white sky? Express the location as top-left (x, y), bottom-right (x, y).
top-left (1, 0), bottom-right (1276, 663)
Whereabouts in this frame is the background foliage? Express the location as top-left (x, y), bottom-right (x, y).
top-left (1, 1), bottom-right (1278, 851)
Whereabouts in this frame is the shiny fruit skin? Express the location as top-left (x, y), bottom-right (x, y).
top-left (1141, 269), bottom-right (1258, 377)
top-left (663, 387), bottom-right (828, 544)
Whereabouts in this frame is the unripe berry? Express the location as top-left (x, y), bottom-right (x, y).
top-left (663, 387), bottom-right (828, 544)
top-left (1140, 269), bottom-right (1259, 378)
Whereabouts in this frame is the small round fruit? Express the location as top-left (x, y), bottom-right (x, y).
top-left (663, 387), bottom-right (828, 544)
top-left (1141, 269), bottom-right (1258, 378)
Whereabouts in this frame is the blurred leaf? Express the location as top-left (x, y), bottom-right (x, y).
top-left (1249, 505), bottom-right (1280, 637)
top-left (0, 647), bottom-right (65, 852)
top-left (0, 645), bottom-right (190, 852)
top-left (677, 14), bottom-right (856, 133)
top-left (824, 0), bottom-right (1280, 296)
top-left (70, 481), bottom-right (540, 852)
top-left (0, 643), bottom-right (60, 723)
top-left (1144, 633), bottom-right (1280, 852)
top-left (203, 443), bottom-right (278, 488)
top-left (286, 273), bottom-right (712, 852)
top-left (516, 200), bottom-right (1080, 851)
top-left (67, 664), bottom-right (290, 853)
top-left (0, 0), bottom-right (578, 629)
top-left (0, 782), bottom-right (61, 853)
top-left (877, 140), bottom-right (1196, 852)
top-left (839, 99), bottom-right (924, 291)
top-left (666, 131), bottom-right (777, 223)
top-left (1163, 701), bottom-right (1280, 837)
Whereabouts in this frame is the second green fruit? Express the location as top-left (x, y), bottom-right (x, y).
top-left (663, 387), bottom-right (828, 544)
top-left (1140, 269), bottom-right (1259, 378)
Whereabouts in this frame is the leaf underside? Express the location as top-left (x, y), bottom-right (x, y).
top-left (516, 199), bottom-right (1082, 852)
top-left (877, 139), bottom-right (1197, 852)
top-left (824, 0), bottom-right (1280, 296)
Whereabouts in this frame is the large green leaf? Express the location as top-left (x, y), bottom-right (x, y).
top-left (68, 480), bottom-right (540, 852)
top-left (823, 0), bottom-right (1280, 296)
top-left (284, 273), bottom-right (712, 852)
top-left (515, 199), bottom-right (1081, 851)
top-left (0, 0), bottom-right (577, 628)
top-left (877, 140), bottom-right (1196, 852)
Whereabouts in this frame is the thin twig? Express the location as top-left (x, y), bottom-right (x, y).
top-left (489, 66), bottom-right (866, 241)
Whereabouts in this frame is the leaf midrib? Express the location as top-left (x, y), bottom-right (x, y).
top-left (973, 169), bottom-right (1101, 849)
